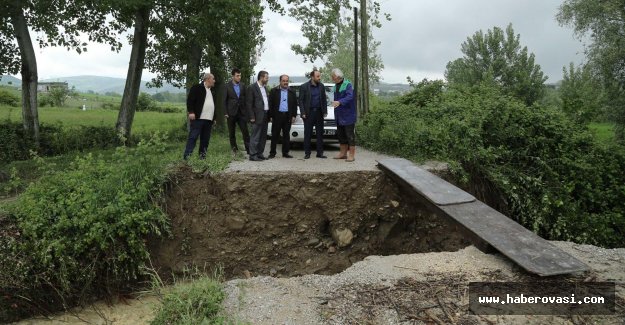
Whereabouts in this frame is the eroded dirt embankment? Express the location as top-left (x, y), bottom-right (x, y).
top-left (149, 168), bottom-right (469, 279)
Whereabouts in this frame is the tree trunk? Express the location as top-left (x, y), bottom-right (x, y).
top-left (10, 0), bottom-right (39, 146)
top-left (212, 45), bottom-right (226, 131)
top-left (185, 43), bottom-right (202, 94)
top-left (353, 7), bottom-right (360, 119)
top-left (184, 43), bottom-right (202, 132)
top-left (360, 0), bottom-right (369, 117)
top-left (116, 6), bottom-right (150, 142)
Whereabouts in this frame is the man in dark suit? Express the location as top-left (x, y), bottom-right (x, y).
top-left (223, 68), bottom-right (250, 155)
top-left (298, 69), bottom-right (328, 159)
top-left (268, 74), bottom-right (298, 158)
top-left (246, 70), bottom-right (270, 161)
top-left (183, 72), bottom-right (216, 160)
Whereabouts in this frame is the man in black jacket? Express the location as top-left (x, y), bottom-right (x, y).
top-left (223, 68), bottom-right (250, 155)
top-left (183, 72), bottom-right (216, 160)
top-left (298, 69), bottom-right (328, 159)
top-left (246, 70), bottom-right (270, 161)
top-left (268, 74), bottom-right (297, 158)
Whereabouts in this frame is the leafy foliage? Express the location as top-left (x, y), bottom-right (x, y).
top-left (2, 135), bottom-right (172, 320)
top-left (558, 0), bottom-right (625, 140)
top-left (360, 82), bottom-right (625, 248)
top-left (288, 0), bottom-right (389, 63)
top-left (136, 92), bottom-right (156, 111)
top-left (47, 86), bottom-right (72, 107)
top-left (151, 275), bottom-right (226, 325)
top-left (321, 15), bottom-right (384, 87)
top-left (559, 62), bottom-right (605, 123)
top-left (0, 88), bottom-right (18, 106)
top-left (445, 24), bottom-right (547, 106)
top-left (0, 121), bottom-right (122, 163)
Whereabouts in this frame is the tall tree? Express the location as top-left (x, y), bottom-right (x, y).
top-left (445, 24), bottom-right (547, 106)
top-left (145, 0), bottom-right (270, 129)
top-left (92, 0), bottom-right (156, 141)
top-left (321, 17), bottom-right (383, 88)
top-left (560, 62), bottom-right (604, 124)
top-left (288, 0), bottom-right (388, 118)
top-left (0, 0), bottom-right (117, 145)
top-left (557, 0), bottom-right (625, 139)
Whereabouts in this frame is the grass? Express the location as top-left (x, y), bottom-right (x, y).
top-left (588, 122), bottom-right (615, 143)
top-left (150, 275), bottom-right (226, 325)
top-left (0, 105), bottom-right (185, 135)
top-left (0, 132), bottom-right (235, 198)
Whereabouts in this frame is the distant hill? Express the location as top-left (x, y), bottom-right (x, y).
top-left (1, 75), bottom-right (184, 94)
top-left (0, 75), bottom-right (21, 87)
top-left (2, 74), bottom-right (411, 95)
top-left (39, 75), bottom-right (184, 94)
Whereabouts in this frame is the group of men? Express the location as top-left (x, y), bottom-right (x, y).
top-left (183, 68), bottom-right (357, 162)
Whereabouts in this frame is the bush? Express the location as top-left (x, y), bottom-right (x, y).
top-left (151, 276), bottom-right (226, 325)
top-left (0, 89), bottom-right (19, 107)
top-left (0, 121), bottom-right (124, 163)
top-left (360, 82), bottom-right (625, 248)
top-left (137, 92), bottom-right (157, 111)
top-left (38, 95), bottom-right (54, 107)
top-left (2, 135), bottom-right (172, 321)
top-left (158, 105), bottom-right (183, 113)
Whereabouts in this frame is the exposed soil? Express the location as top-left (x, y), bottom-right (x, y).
top-left (12, 146), bottom-right (625, 324)
top-left (148, 168), bottom-right (470, 280)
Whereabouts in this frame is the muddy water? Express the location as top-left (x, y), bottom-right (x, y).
top-left (15, 295), bottom-right (159, 325)
top-left (149, 170), bottom-right (469, 280)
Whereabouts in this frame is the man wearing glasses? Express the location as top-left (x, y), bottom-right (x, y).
top-left (268, 74), bottom-right (297, 158)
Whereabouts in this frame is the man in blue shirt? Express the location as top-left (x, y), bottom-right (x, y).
top-left (298, 69), bottom-right (328, 159)
top-left (268, 75), bottom-right (298, 158)
top-left (223, 68), bottom-right (250, 155)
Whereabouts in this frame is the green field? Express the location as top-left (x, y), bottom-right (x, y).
top-left (1, 105), bottom-right (185, 135)
top-left (589, 122), bottom-right (615, 143)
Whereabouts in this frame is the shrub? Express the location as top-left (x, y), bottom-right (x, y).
top-left (3, 135), bottom-right (172, 319)
top-left (0, 121), bottom-right (124, 163)
top-left (151, 276), bottom-right (226, 325)
top-left (38, 95), bottom-right (54, 107)
top-left (360, 83), bottom-right (625, 248)
top-left (0, 89), bottom-right (19, 107)
top-left (137, 92), bottom-right (157, 111)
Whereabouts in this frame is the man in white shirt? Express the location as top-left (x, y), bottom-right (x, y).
top-left (246, 70), bottom-right (270, 161)
top-left (183, 72), bottom-right (216, 160)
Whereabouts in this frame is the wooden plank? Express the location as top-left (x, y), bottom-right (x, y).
top-left (440, 201), bottom-right (589, 276)
top-left (377, 158), bottom-right (476, 206)
top-left (377, 157), bottom-right (589, 276)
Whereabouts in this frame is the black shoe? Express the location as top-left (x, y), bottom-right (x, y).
top-left (268, 154), bottom-right (276, 159)
top-left (258, 155), bottom-right (268, 160)
top-left (304, 154), bottom-right (311, 159)
top-left (316, 154), bottom-right (327, 159)
top-left (249, 156), bottom-right (263, 161)
top-left (282, 154), bottom-right (293, 158)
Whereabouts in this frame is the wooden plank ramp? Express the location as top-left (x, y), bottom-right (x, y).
top-left (377, 158), bottom-right (589, 276)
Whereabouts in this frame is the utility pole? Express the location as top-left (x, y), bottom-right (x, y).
top-left (353, 7), bottom-right (360, 117)
top-left (360, 0), bottom-right (369, 117)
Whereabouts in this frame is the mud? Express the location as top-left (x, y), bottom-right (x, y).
top-left (149, 168), bottom-right (470, 279)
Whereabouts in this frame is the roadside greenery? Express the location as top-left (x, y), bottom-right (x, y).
top-left (360, 80), bottom-right (625, 248)
top-left (0, 105), bottom-right (187, 163)
top-left (0, 133), bottom-right (233, 322)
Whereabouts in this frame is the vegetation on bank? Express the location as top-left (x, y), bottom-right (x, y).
top-left (150, 274), bottom-right (228, 325)
top-left (0, 133), bottom-right (233, 323)
top-left (360, 80), bottom-right (625, 248)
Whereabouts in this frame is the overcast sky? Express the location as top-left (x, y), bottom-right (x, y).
top-left (27, 0), bottom-right (585, 85)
